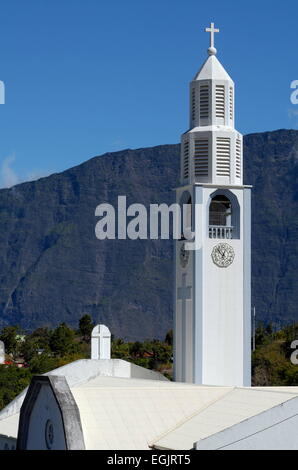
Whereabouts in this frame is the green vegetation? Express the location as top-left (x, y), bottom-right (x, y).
top-left (1, 319), bottom-right (298, 411)
top-left (0, 317), bottom-right (173, 410)
top-left (0, 366), bottom-right (32, 410)
top-left (252, 323), bottom-right (298, 386)
top-left (79, 315), bottom-right (94, 342)
top-left (0, 326), bottom-right (19, 355)
top-left (111, 335), bottom-right (172, 379)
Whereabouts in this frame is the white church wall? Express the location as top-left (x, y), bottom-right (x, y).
top-left (46, 359), bottom-right (167, 386)
top-left (175, 249), bottom-right (194, 383)
top-left (25, 382), bottom-right (66, 450)
top-left (17, 376), bottom-right (85, 450)
top-left (0, 391), bottom-right (27, 421)
top-left (243, 188), bottom-right (252, 386)
top-left (174, 185), bottom-right (194, 383)
top-left (175, 184), bottom-right (250, 387)
top-left (185, 186), bottom-right (251, 387)
top-left (128, 362), bottom-right (169, 381)
top-left (200, 187), bottom-right (248, 386)
top-left (192, 185), bottom-right (205, 384)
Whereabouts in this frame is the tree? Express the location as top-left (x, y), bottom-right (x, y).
top-left (255, 323), bottom-right (267, 348)
top-left (150, 340), bottom-right (172, 364)
top-left (49, 323), bottom-right (76, 356)
top-left (20, 327), bottom-right (52, 363)
top-left (165, 330), bottom-right (173, 346)
top-left (265, 323), bottom-right (273, 336)
top-left (20, 337), bottom-right (40, 363)
top-left (129, 341), bottom-right (143, 357)
top-left (79, 315), bottom-right (94, 342)
top-left (0, 366), bottom-right (32, 410)
top-left (28, 355), bottom-right (60, 375)
top-left (0, 326), bottom-right (20, 356)
top-left (30, 327), bottom-right (51, 349)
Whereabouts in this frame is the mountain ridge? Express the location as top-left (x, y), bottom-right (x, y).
top-left (0, 129), bottom-right (297, 340)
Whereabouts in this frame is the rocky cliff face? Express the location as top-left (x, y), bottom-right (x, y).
top-left (244, 130), bottom-right (298, 329)
top-left (0, 130), bottom-right (297, 340)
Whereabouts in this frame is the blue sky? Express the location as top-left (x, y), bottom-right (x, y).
top-left (0, 0), bottom-right (297, 186)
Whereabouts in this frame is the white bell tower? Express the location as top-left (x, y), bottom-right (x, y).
top-left (174, 23), bottom-right (251, 387)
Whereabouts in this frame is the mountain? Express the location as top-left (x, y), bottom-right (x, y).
top-left (0, 129), bottom-right (297, 340)
top-left (244, 130), bottom-right (298, 330)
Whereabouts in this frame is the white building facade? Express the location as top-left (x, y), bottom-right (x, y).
top-left (174, 24), bottom-right (251, 387)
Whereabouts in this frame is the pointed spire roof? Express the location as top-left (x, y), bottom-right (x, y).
top-left (193, 22), bottom-right (233, 82)
top-left (193, 54), bottom-right (233, 82)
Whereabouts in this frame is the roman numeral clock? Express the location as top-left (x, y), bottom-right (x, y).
top-left (174, 24), bottom-right (252, 387)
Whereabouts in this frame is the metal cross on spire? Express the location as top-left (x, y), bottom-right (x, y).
top-left (205, 22), bottom-right (219, 56)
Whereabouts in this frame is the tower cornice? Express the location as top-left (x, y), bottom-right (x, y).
top-left (173, 183), bottom-right (252, 191)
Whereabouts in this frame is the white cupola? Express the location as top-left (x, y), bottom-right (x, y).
top-left (190, 54), bottom-right (234, 129)
top-left (181, 23), bottom-right (242, 187)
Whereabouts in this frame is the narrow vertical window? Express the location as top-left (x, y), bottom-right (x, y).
top-left (215, 85), bottom-right (225, 119)
top-left (191, 88), bottom-right (196, 122)
top-left (199, 85), bottom-right (209, 119)
top-left (229, 87), bottom-right (233, 122)
top-left (194, 139), bottom-right (209, 177)
top-left (183, 141), bottom-right (190, 179)
top-left (236, 139), bottom-right (241, 178)
top-left (216, 137), bottom-right (230, 176)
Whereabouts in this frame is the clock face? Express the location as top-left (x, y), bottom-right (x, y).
top-left (211, 243), bottom-right (235, 268)
top-left (180, 243), bottom-right (190, 268)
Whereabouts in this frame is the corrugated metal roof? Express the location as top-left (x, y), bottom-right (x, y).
top-left (71, 378), bottom-right (233, 450)
top-left (2, 369), bottom-right (298, 450)
top-left (152, 387), bottom-right (298, 450)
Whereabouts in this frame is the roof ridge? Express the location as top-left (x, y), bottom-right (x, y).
top-left (148, 387), bottom-right (235, 448)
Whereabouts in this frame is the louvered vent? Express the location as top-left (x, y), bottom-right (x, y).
top-left (200, 85), bottom-right (209, 119)
top-left (215, 85), bottom-right (225, 119)
top-left (236, 139), bottom-right (241, 178)
top-left (229, 87), bottom-right (233, 121)
top-left (191, 88), bottom-right (196, 122)
top-left (194, 139), bottom-right (209, 177)
top-left (216, 137), bottom-right (230, 176)
top-left (183, 141), bottom-right (190, 179)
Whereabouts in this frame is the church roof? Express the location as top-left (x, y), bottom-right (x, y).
top-left (0, 359), bottom-right (167, 444)
top-left (152, 386), bottom-right (298, 450)
top-left (193, 54), bottom-right (233, 82)
top-left (68, 378), bottom-right (298, 449)
top-left (195, 388), bottom-right (298, 450)
top-left (66, 377), bottom-right (232, 450)
top-left (3, 365), bottom-right (298, 450)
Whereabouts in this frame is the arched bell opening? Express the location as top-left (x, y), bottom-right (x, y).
top-left (208, 190), bottom-right (240, 240)
top-left (209, 195), bottom-right (231, 226)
